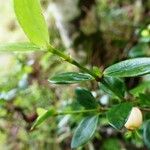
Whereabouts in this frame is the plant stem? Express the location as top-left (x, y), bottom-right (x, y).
top-left (56, 109), bottom-right (98, 115)
top-left (55, 107), bottom-right (108, 116)
top-left (140, 107), bottom-right (150, 112)
top-left (47, 45), bottom-right (102, 81)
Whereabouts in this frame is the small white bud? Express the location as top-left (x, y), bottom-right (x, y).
top-left (124, 107), bottom-right (143, 130)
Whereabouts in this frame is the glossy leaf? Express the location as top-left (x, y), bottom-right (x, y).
top-left (75, 88), bottom-right (98, 109)
top-left (49, 72), bottom-right (94, 84)
top-left (13, 0), bottom-right (49, 48)
top-left (99, 77), bottom-right (126, 99)
top-left (0, 43), bottom-right (41, 52)
top-left (71, 115), bottom-right (99, 148)
top-left (143, 120), bottom-right (150, 149)
top-left (107, 103), bottom-right (132, 130)
top-left (31, 108), bottom-right (55, 130)
top-left (104, 58), bottom-right (150, 77)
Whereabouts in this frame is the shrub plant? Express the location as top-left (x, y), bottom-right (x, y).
top-left (0, 0), bottom-right (150, 149)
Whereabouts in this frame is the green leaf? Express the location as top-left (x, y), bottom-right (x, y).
top-left (36, 107), bottom-right (47, 116)
top-left (99, 77), bottom-right (126, 99)
top-left (71, 115), bottom-right (99, 148)
top-left (107, 103), bottom-right (132, 130)
top-left (31, 108), bottom-right (55, 130)
top-left (75, 88), bottom-right (98, 109)
top-left (49, 72), bottom-right (94, 84)
top-left (13, 0), bottom-right (49, 48)
top-left (104, 58), bottom-right (150, 77)
top-left (0, 43), bottom-right (41, 52)
top-left (102, 138), bottom-right (121, 150)
top-left (130, 81), bottom-right (150, 96)
top-left (143, 120), bottom-right (150, 149)
top-left (128, 43), bottom-right (150, 58)
top-left (138, 93), bottom-right (150, 107)
top-left (92, 66), bottom-right (102, 76)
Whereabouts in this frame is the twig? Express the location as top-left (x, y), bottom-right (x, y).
top-left (140, 108), bottom-right (150, 112)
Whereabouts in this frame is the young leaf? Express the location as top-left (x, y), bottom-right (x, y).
top-left (99, 77), bottom-right (126, 99)
top-left (13, 0), bottom-right (49, 48)
top-left (104, 58), bottom-right (150, 77)
top-left (92, 66), bottom-right (102, 76)
top-left (31, 108), bottom-right (55, 130)
top-left (71, 115), bottom-right (99, 149)
top-left (36, 107), bottom-right (47, 116)
top-left (107, 103), bottom-right (132, 130)
top-left (143, 120), bottom-right (150, 149)
top-left (0, 43), bottom-right (41, 52)
top-left (75, 88), bottom-right (98, 109)
top-left (49, 72), bottom-right (94, 84)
